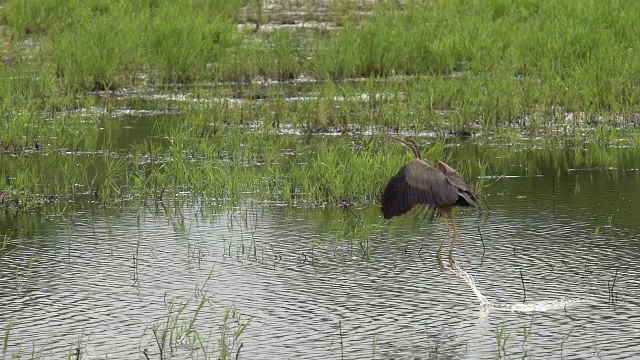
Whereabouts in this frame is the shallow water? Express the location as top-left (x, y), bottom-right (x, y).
top-left (1, 167), bottom-right (640, 359)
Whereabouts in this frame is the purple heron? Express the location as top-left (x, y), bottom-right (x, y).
top-left (381, 135), bottom-right (479, 268)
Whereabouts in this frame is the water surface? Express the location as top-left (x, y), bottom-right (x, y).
top-left (2, 166), bottom-right (640, 359)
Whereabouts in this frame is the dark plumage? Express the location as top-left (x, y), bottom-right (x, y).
top-left (380, 135), bottom-right (479, 268)
top-left (381, 137), bottom-right (478, 217)
top-left (382, 159), bottom-right (478, 218)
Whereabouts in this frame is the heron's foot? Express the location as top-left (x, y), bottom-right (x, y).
top-left (448, 254), bottom-right (458, 270)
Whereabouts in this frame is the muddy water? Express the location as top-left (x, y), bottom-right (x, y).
top-left (1, 162), bottom-right (640, 359)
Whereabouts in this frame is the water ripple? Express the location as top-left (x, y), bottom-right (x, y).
top-left (1, 174), bottom-right (640, 358)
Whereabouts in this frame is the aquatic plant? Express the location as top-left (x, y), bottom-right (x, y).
top-left (144, 296), bottom-right (248, 360)
top-left (522, 314), bottom-right (535, 344)
top-left (1, 321), bottom-right (45, 359)
top-left (496, 322), bottom-right (511, 356)
top-left (218, 306), bottom-right (249, 360)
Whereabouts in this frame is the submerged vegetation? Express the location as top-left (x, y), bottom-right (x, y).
top-left (1, 0), bottom-right (640, 211)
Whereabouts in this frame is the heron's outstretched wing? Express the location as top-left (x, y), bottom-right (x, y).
top-left (381, 159), bottom-right (459, 219)
top-left (436, 161), bottom-right (479, 207)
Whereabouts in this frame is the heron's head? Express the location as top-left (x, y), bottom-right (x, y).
top-left (384, 135), bottom-right (421, 159)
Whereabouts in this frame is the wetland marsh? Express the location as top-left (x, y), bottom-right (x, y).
top-left (2, 0), bottom-right (640, 359)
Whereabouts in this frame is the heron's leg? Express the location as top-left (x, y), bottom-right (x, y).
top-left (446, 210), bottom-right (458, 269)
top-left (437, 210), bottom-right (451, 271)
top-left (438, 217), bottom-right (451, 253)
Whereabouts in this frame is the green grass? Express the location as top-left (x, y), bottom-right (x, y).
top-left (2, 0), bottom-right (640, 104)
top-left (2, 0), bottom-right (244, 91)
top-left (3, 0), bottom-right (640, 125)
top-left (1, 0), bottom-right (640, 213)
top-left (2, 109), bottom-right (637, 213)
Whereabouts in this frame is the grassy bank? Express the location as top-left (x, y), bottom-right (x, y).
top-left (3, 0), bottom-right (640, 120)
top-left (2, 0), bottom-right (640, 211)
top-left (2, 0), bottom-right (640, 106)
